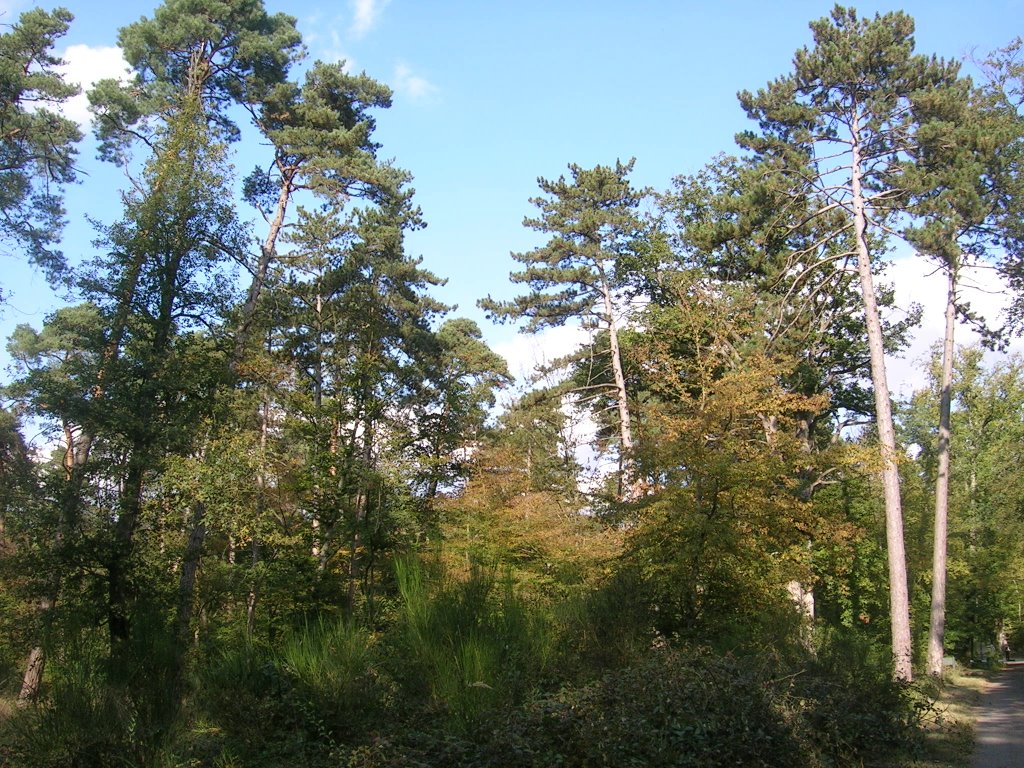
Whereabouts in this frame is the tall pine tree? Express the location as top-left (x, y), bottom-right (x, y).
top-left (736, 5), bottom-right (963, 679)
top-left (481, 159), bottom-right (648, 500)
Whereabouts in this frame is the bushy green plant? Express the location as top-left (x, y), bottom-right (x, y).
top-left (0, 613), bottom-right (195, 767)
top-left (181, 619), bottom-right (385, 765)
top-left (483, 648), bottom-right (807, 768)
top-left (1, 643), bottom-right (143, 767)
top-left (268, 634), bottom-right (938, 768)
top-left (552, 568), bottom-right (653, 672)
top-left (393, 558), bottom-right (555, 730)
top-left (191, 641), bottom-right (291, 750)
top-left (279, 616), bottom-right (382, 736)
top-left (795, 629), bottom-right (928, 762)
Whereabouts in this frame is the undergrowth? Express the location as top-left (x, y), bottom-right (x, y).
top-left (0, 562), bottom-right (938, 768)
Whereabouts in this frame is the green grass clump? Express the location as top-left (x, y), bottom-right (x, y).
top-left (393, 558), bottom-right (556, 731)
top-left (279, 616), bottom-right (382, 737)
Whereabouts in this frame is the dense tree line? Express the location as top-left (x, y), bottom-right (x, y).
top-left (0, 3), bottom-right (1023, 766)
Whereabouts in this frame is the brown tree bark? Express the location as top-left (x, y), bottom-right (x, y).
top-left (600, 275), bottom-right (638, 501)
top-left (850, 115), bottom-right (913, 682)
top-left (174, 502), bottom-right (207, 650)
top-left (928, 268), bottom-right (957, 676)
top-left (17, 610), bottom-right (49, 705)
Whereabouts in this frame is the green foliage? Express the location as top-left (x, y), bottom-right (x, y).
top-left (393, 558), bottom-right (555, 731)
top-left (479, 160), bottom-right (650, 494)
top-left (334, 643), bottom-right (928, 768)
top-left (616, 280), bottom-right (823, 645)
top-left (178, 622), bottom-right (384, 763)
top-left (806, 463), bottom-right (893, 634)
top-left (488, 650), bottom-right (806, 768)
top-left (279, 618), bottom-right (381, 735)
top-left (979, 38), bottom-right (1024, 332)
top-left (415, 317), bottom-right (512, 497)
top-left (798, 629), bottom-right (931, 761)
top-left (3, 572), bottom-right (936, 768)
top-left (190, 642), bottom-right (299, 761)
top-left (90, 0), bottom-right (303, 159)
top-left (4, 4), bottom-right (1021, 766)
top-left (902, 349), bottom-right (1024, 658)
top-left (551, 568), bottom-right (654, 671)
top-left (488, 386), bottom-right (582, 499)
top-left (479, 159), bottom-right (648, 333)
top-left (0, 7), bottom-right (81, 281)
top-left (655, 156), bottom-right (918, 439)
top-left (733, 2), bottom-right (971, 682)
top-left (0, 629), bottom-right (180, 767)
top-left (0, 409), bottom-right (39, 687)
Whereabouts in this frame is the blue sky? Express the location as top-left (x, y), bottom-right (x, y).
top-left (1, 0), bottom-right (1022, 400)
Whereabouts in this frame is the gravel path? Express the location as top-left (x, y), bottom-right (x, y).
top-left (972, 661), bottom-right (1024, 768)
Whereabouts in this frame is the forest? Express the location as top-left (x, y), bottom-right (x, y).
top-left (1, 1), bottom-right (1023, 766)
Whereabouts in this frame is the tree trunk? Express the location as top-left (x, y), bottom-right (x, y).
top-left (17, 604), bottom-right (50, 705)
top-left (601, 278), bottom-right (637, 500)
top-left (107, 450), bottom-right (148, 657)
top-left (928, 268), bottom-right (957, 676)
top-left (232, 163), bottom-right (294, 366)
top-left (174, 502), bottom-right (207, 650)
top-left (246, 539), bottom-right (260, 641)
top-left (850, 117), bottom-right (913, 681)
top-left (18, 423), bottom-right (91, 702)
top-left (346, 423), bottom-right (375, 614)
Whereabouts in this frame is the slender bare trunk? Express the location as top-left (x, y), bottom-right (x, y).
top-left (232, 164), bottom-right (294, 366)
top-left (175, 502), bottom-right (207, 650)
top-left (850, 116), bottom-right (913, 681)
top-left (928, 268), bottom-right (957, 676)
top-left (246, 540), bottom-right (260, 641)
top-left (601, 278), bottom-right (637, 499)
top-left (18, 422), bottom-right (91, 702)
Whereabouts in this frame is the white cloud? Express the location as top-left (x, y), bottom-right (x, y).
top-left (493, 324), bottom-right (590, 383)
top-left (884, 254), bottom-right (1020, 399)
top-left (58, 44), bottom-right (131, 127)
top-left (350, 0), bottom-right (390, 39)
top-left (0, 2), bottom-right (25, 20)
top-left (300, 13), bottom-right (356, 69)
top-left (392, 62), bottom-right (438, 103)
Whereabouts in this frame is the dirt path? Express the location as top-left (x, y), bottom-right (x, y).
top-left (972, 661), bottom-right (1024, 768)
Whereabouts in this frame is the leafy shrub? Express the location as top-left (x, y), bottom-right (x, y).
top-left (551, 568), bottom-right (654, 672)
top-left (338, 639), bottom-right (930, 768)
top-left (183, 619), bottom-right (386, 765)
top-left (483, 648), bottom-right (807, 768)
top-left (192, 641), bottom-right (293, 748)
top-left (794, 629), bottom-right (929, 762)
top-left (0, 645), bottom-right (144, 768)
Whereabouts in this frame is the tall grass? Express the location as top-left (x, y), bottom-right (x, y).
top-left (393, 557), bottom-right (555, 730)
top-left (1, 639), bottom-right (147, 767)
top-left (279, 616), bottom-right (380, 736)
